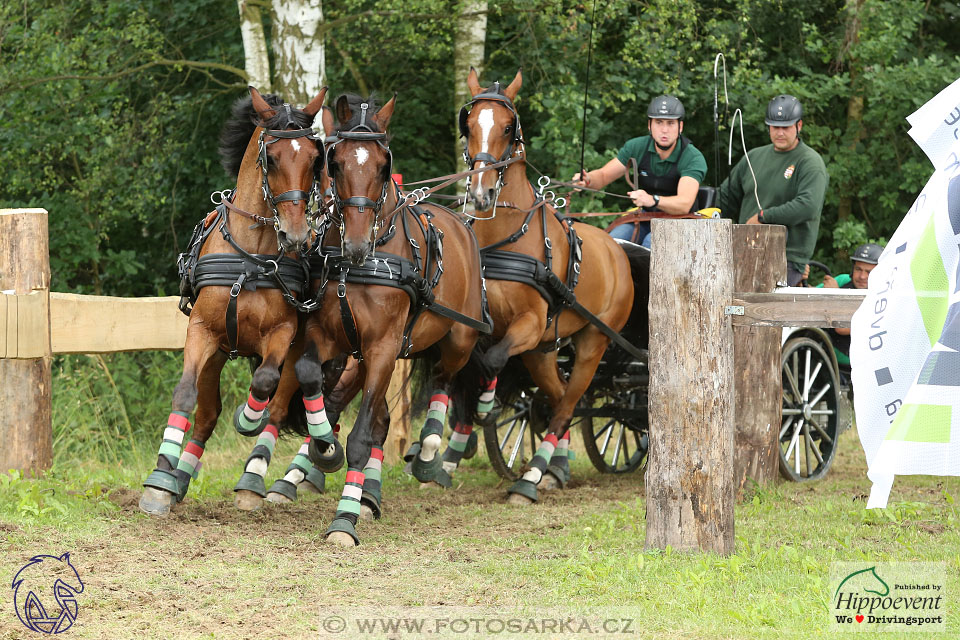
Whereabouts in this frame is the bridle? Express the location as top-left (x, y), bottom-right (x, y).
top-left (255, 103), bottom-right (327, 239)
top-left (458, 82), bottom-right (525, 218)
top-left (324, 102), bottom-right (393, 246)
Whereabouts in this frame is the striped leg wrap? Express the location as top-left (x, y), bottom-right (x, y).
top-left (335, 468), bottom-right (365, 526)
top-left (304, 393), bottom-right (334, 443)
top-left (477, 377), bottom-right (497, 414)
top-left (143, 411), bottom-right (191, 496)
top-left (246, 424), bottom-right (279, 474)
top-left (361, 447), bottom-right (384, 518)
top-left (422, 391), bottom-right (448, 438)
top-left (284, 437), bottom-right (313, 485)
top-left (175, 440), bottom-right (205, 479)
top-left (546, 430), bottom-right (572, 487)
top-left (442, 422), bottom-right (473, 472)
top-left (521, 433), bottom-right (559, 485)
top-left (236, 391), bottom-right (269, 433)
top-left (157, 411), bottom-right (191, 468)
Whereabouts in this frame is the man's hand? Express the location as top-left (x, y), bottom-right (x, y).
top-left (822, 274), bottom-right (838, 288)
top-left (571, 171), bottom-right (590, 191)
top-left (745, 213), bottom-right (761, 225)
top-left (628, 189), bottom-right (656, 209)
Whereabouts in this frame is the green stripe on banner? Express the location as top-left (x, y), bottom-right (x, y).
top-left (886, 403), bottom-right (952, 443)
top-left (363, 467), bottom-right (381, 482)
top-left (910, 217), bottom-right (950, 347)
top-left (158, 441), bottom-right (182, 459)
top-left (336, 498), bottom-right (362, 515)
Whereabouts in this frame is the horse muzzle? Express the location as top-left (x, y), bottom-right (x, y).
top-left (343, 239), bottom-right (373, 266)
top-left (277, 229), bottom-right (311, 255)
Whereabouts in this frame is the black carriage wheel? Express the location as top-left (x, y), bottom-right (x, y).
top-left (482, 389), bottom-right (549, 481)
top-left (779, 337), bottom-right (840, 481)
top-left (580, 389), bottom-right (648, 474)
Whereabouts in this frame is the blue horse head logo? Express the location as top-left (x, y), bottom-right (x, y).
top-left (12, 553), bottom-right (84, 634)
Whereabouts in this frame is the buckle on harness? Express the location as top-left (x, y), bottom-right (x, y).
top-left (230, 282), bottom-right (242, 297)
top-left (337, 281), bottom-right (346, 298)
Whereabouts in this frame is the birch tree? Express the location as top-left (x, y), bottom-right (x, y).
top-left (272, 0), bottom-right (326, 106)
top-left (454, 0), bottom-right (487, 178)
top-left (236, 0), bottom-right (271, 92)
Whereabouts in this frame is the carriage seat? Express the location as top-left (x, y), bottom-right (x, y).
top-left (695, 186), bottom-right (716, 211)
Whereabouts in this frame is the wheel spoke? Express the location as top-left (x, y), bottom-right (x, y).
top-left (803, 422), bottom-right (813, 477)
top-left (611, 423), bottom-right (625, 469)
top-left (782, 408), bottom-right (802, 416)
top-left (808, 417), bottom-right (834, 445)
top-left (496, 406), bottom-right (528, 429)
top-left (808, 383), bottom-right (831, 407)
top-left (783, 363), bottom-right (802, 402)
top-left (779, 416), bottom-right (796, 440)
top-left (498, 417), bottom-right (520, 451)
top-left (598, 419), bottom-right (616, 455)
top-left (803, 349), bottom-right (813, 400)
top-left (805, 422), bottom-right (825, 464)
top-left (506, 418), bottom-right (528, 469)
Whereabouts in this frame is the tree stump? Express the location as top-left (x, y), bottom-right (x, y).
top-left (646, 218), bottom-right (735, 554)
top-left (732, 225), bottom-right (786, 497)
top-left (0, 209), bottom-right (52, 476)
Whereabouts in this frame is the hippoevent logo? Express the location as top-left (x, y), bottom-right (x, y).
top-left (11, 553), bottom-right (84, 634)
top-left (830, 562), bottom-right (945, 632)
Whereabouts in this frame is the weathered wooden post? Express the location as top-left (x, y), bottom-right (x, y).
top-left (0, 209), bottom-right (52, 475)
top-left (646, 218), bottom-right (734, 554)
top-left (384, 358), bottom-right (412, 463)
top-left (732, 225), bottom-right (786, 496)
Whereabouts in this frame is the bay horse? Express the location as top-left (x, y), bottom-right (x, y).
top-left (139, 86), bottom-right (327, 516)
top-left (447, 68), bottom-right (636, 504)
top-left (293, 93), bottom-right (489, 546)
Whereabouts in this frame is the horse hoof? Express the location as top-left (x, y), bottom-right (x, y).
top-left (359, 504), bottom-right (376, 521)
top-left (539, 473), bottom-right (561, 491)
top-left (234, 489), bottom-right (263, 511)
top-left (138, 487), bottom-right (176, 517)
top-left (265, 491), bottom-right (293, 504)
top-left (419, 481), bottom-right (446, 490)
top-left (299, 480), bottom-right (322, 495)
top-left (327, 531), bottom-right (358, 547)
top-left (507, 492), bottom-right (536, 506)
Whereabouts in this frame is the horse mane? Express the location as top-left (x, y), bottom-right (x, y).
top-left (334, 93), bottom-right (386, 134)
top-left (218, 93), bottom-right (317, 177)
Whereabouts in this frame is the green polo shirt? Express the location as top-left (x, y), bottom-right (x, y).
top-left (617, 135), bottom-right (707, 185)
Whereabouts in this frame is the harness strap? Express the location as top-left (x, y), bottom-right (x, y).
top-left (226, 272), bottom-right (246, 360)
top-left (337, 272), bottom-right (363, 359)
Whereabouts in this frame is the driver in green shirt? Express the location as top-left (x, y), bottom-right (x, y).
top-left (718, 95), bottom-right (829, 285)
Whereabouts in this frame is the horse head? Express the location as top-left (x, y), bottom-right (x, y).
top-left (323, 93), bottom-right (396, 266)
top-left (460, 68), bottom-right (524, 211)
top-left (249, 85), bottom-right (328, 255)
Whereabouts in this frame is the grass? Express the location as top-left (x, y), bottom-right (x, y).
top-left (2, 356), bottom-right (959, 638)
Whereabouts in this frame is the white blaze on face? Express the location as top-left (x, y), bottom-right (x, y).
top-left (291, 139), bottom-right (301, 154)
top-left (474, 108), bottom-right (496, 195)
top-left (355, 147), bottom-right (369, 166)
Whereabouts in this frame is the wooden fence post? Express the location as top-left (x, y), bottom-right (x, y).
top-left (0, 209), bottom-right (52, 475)
top-left (646, 218), bottom-right (734, 554)
top-left (732, 225), bottom-right (786, 496)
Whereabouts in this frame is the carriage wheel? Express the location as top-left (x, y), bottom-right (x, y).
top-left (482, 389), bottom-right (549, 481)
top-left (779, 337), bottom-right (841, 481)
top-left (580, 388), bottom-right (648, 474)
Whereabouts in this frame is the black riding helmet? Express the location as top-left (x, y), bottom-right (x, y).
top-left (852, 243), bottom-right (883, 265)
top-left (765, 94), bottom-right (803, 126)
top-left (647, 95), bottom-right (685, 120)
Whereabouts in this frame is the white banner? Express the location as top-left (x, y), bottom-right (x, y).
top-left (850, 77), bottom-right (960, 509)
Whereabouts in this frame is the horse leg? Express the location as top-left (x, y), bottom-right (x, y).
top-left (475, 311), bottom-right (544, 423)
top-left (233, 325), bottom-right (297, 511)
top-left (359, 407), bottom-right (389, 521)
top-left (509, 328), bottom-right (610, 505)
top-left (140, 327), bottom-right (224, 516)
top-left (295, 341), bottom-right (345, 472)
top-left (326, 348), bottom-right (397, 547)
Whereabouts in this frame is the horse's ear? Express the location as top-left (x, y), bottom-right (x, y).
top-left (467, 66), bottom-right (482, 97)
top-left (321, 105), bottom-right (336, 136)
top-left (249, 86), bottom-right (276, 122)
top-left (302, 86), bottom-right (328, 118)
top-left (503, 68), bottom-right (523, 101)
top-left (334, 95), bottom-right (353, 126)
top-left (374, 94), bottom-right (397, 132)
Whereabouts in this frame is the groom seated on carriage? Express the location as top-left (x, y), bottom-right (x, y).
top-left (571, 94), bottom-right (708, 248)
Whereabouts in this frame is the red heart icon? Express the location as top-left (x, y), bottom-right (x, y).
top-left (856, 615), bottom-right (864, 623)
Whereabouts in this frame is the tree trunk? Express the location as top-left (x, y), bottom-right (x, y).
top-left (272, 0), bottom-right (325, 106)
top-left (836, 0), bottom-right (865, 224)
top-left (236, 0), bottom-right (271, 92)
top-left (646, 219), bottom-right (735, 555)
top-left (453, 0), bottom-right (488, 180)
top-left (0, 209), bottom-right (52, 477)
top-left (732, 225), bottom-right (786, 498)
